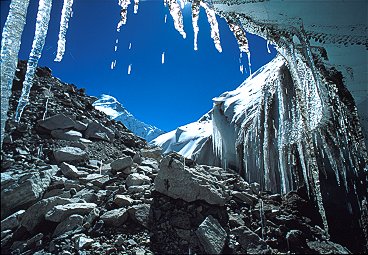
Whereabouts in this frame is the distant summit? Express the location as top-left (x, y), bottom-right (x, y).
top-left (93, 94), bottom-right (166, 142)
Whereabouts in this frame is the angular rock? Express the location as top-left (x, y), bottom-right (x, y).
top-left (54, 147), bottom-right (88, 163)
top-left (60, 162), bottom-right (87, 179)
top-left (21, 197), bottom-right (71, 232)
top-left (196, 215), bottom-right (226, 254)
top-left (53, 214), bottom-right (84, 237)
top-left (74, 234), bottom-right (94, 250)
top-left (74, 120), bottom-right (88, 131)
top-left (114, 194), bottom-right (134, 207)
top-left (85, 121), bottom-right (114, 142)
top-left (231, 226), bottom-right (269, 254)
top-left (45, 203), bottom-right (97, 222)
top-left (51, 129), bottom-right (83, 141)
top-left (126, 173), bottom-right (151, 188)
top-left (100, 208), bottom-right (128, 226)
top-left (232, 191), bottom-right (257, 206)
top-left (1, 210), bottom-right (25, 232)
top-left (155, 154), bottom-right (228, 205)
top-left (129, 204), bottom-right (150, 228)
top-left (250, 182), bottom-right (260, 195)
top-left (84, 208), bottom-right (100, 226)
top-left (110, 156), bottom-right (133, 172)
top-left (140, 147), bottom-right (162, 160)
top-left (1, 166), bottom-right (58, 219)
top-left (38, 114), bottom-right (75, 131)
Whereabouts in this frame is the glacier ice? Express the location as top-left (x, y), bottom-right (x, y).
top-left (54, 0), bottom-right (74, 62)
top-left (0, 0), bottom-right (30, 149)
top-left (15, 0), bottom-right (53, 122)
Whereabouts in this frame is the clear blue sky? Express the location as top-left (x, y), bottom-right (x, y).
top-left (1, 0), bottom-right (276, 132)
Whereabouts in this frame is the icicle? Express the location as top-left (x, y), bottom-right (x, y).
top-left (266, 40), bottom-right (271, 54)
top-left (114, 46), bottom-right (118, 51)
top-left (226, 17), bottom-right (250, 54)
top-left (164, 14), bottom-right (167, 24)
top-left (54, 0), bottom-right (74, 62)
top-left (162, 51), bottom-right (165, 64)
top-left (200, 1), bottom-right (222, 52)
top-left (0, 0), bottom-right (30, 149)
top-left (191, 0), bottom-right (200, 51)
top-left (133, 0), bottom-right (139, 14)
top-left (127, 64), bottom-right (132, 74)
top-left (240, 65), bottom-right (244, 74)
top-left (167, 0), bottom-right (186, 39)
top-left (247, 51), bottom-right (252, 75)
top-left (179, 0), bottom-right (185, 9)
top-left (129, 42), bottom-right (132, 50)
top-left (111, 60), bottom-right (116, 69)
top-left (15, 0), bottom-right (53, 122)
top-left (117, 0), bottom-right (131, 32)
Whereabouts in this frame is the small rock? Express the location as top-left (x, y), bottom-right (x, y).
top-left (53, 214), bottom-right (84, 237)
top-left (74, 234), bottom-right (94, 250)
top-left (100, 208), bottom-right (128, 226)
top-left (250, 182), bottom-right (260, 195)
top-left (140, 147), bottom-right (162, 160)
top-left (196, 215), bottom-right (226, 254)
top-left (232, 191), bottom-right (257, 206)
top-left (85, 121), bottom-right (114, 142)
top-left (54, 147), bottom-right (88, 163)
top-left (129, 204), bottom-right (150, 228)
top-left (60, 162), bottom-right (86, 179)
top-left (114, 194), bottom-right (134, 207)
top-left (126, 173), bottom-right (151, 188)
top-left (111, 156), bottom-right (133, 172)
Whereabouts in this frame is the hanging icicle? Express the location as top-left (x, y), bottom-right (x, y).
top-left (129, 42), bottom-right (132, 49)
top-left (54, 0), bottom-right (74, 62)
top-left (266, 40), bottom-right (271, 54)
top-left (200, 1), bottom-right (222, 52)
top-left (117, 0), bottom-right (131, 32)
top-left (128, 64), bottom-right (132, 74)
top-left (162, 51), bottom-right (165, 64)
top-left (133, 0), bottom-right (139, 14)
top-left (191, 0), bottom-right (200, 51)
top-left (0, 0), bottom-right (30, 149)
top-left (15, 0), bottom-right (53, 122)
top-left (167, 0), bottom-right (186, 39)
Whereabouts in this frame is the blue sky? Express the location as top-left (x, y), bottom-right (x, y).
top-left (1, 0), bottom-right (276, 132)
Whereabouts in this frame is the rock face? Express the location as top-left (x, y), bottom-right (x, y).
top-left (155, 153), bottom-right (229, 205)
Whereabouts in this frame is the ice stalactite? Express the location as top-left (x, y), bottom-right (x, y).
top-left (191, 0), bottom-right (200, 51)
top-left (200, 1), bottom-right (222, 52)
top-left (14, 0), bottom-right (53, 122)
top-left (162, 52), bottom-right (165, 64)
top-left (164, 14), bottom-right (167, 23)
top-left (133, 0), bottom-right (139, 14)
top-left (117, 0), bottom-right (131, 32)
top-left (167, 0), bottom-right (186, 39)
top-left (0, 0), bottom-right (30, 149)
top-left (54, 0), bottom-right (74, 62)
top-left (266, 40), bottom-right (271, 54)
top-left (129, 42), bottom-right (132, 49)
top-left (128, 64), bottom-right (132, 74)
top-left (111, 60), bottom-right (116, 69)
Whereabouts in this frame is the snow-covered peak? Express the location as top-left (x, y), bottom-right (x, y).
top-left (93, 94), bottom-right (165, 142)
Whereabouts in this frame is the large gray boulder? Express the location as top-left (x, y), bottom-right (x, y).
top-left (45, 203), bottom-right (97, 222)
top-left (38, 114), bottom-right (76, 131)
top-left (155, 154), bottom-right (229, 205)
top-left (51, 129), bottom-right (83, 141)
top-left (128, 204), bottom-right (150, 228)
top-left (53, 214), bottom-right (84, 237)
top-left (100, 208), bottom-right (129, 226)
top-left (196, 215), bottom-right (226, 254)
top-left (84, 121), bottom-right (115, 142)
top-left (21, 197), bottom-right (71, 232)
top-left (1, 166), bottom-right (58, 219)
top-left (126, 173), bottom-right (151, 188)
top-left (110, 156), bottom-right (133, 172)
top-left (53, 147), bottom-right (88, 163)
top-left (60, 162), bottom-right (88, 179)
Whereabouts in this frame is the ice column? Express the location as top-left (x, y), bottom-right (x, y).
top-left (200, 1), bottom-right (222, 52)
top-left (15, 0), bottom-right (53, 122)
top-left (54, 0), bottom-right (74, 62)
top-left (134, 0), bottom-right (139, 14)
top-left (191, 0), bottom-right (200, 51)
top-left (167, 0), bottom-right (186, 39)
top-left (0, 0), bottom-right (30, 149)
top-left (117, 0), bottom-right (131, 31)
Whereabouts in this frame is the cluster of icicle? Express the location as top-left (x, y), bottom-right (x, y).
top-left (0, 0), bottom-right (74, 135)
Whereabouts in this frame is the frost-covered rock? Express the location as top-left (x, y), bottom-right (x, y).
top-left (195, 215), bottom-right (226, 254)
top-left (155, 154), bottom-right (229, 205)
top-left (93, 94), bottom-right (165, 142)
top-left (53, 146), bottom-right (88, 163)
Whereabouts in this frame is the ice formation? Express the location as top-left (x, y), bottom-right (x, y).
top-left (162, 51), bottom-right (165, 64)
top-left (117, 0), bottom-right (131, 32)
top-left (128, 64), bottom-right (132, 74)
top-left (15, 0), bottom-right (53, 122)
top-left (191, 0), bottom-right (200, 51)
top-left (133, 0), bottom-right (139, 14)
top-left (167, 0), bottom-right (186, 39)
top-left (0, 0), bottom-right (30, 149)
top-left (54, 0), bottom-right (74, 62)
top-left (200, 1), bottom-right (222, 52)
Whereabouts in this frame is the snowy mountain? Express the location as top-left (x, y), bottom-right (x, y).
top-left (93, 94), bottom-right (166, 142)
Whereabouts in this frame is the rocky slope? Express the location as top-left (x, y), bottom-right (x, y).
top-left (92, 94), bottom-right (165, 142)
top-left (0, 61), bottom-right (354, 254)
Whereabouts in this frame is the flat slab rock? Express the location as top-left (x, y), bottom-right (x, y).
top-left (155, 154), bottom-right (229, 206)
top-left (45, 203), bottom-right (97, 222)
top-left (53, 147), bottom-right (88, 163)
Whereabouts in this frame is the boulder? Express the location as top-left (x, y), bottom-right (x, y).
top-left (85, 121), bottom-right (114, 142)
top-left (53, 214), bottom-right (84, 237)
top-left (1, 166), bottom-right (58, 219)
top-left (126, 173), bottom-right (151, 188)
top-left (114, 194), bottom-right (134, 207)
top-left (100, 208), bottom-right (128, 226)
top-left (38, 114), bottom-right (76, 130)
top-left (231, 226), bottom-right (269, 254)
top-left (21, 197), bottom-right (71, 232)
top-left (110, 156), bottom-right (133, 172)
top-left (51, 130), bottom-right (83, 141)
top-left (155, 154), bottom-right (228, 205)
top-left (73, 234), bottom-right (94, 250)
top-left (250, 182), bottom-right (260, 195)
top-left (196, 215), bottom-right (226, 254)
top-left (129, 204), bottom-right (150, 228)
top-left (53, 147), bottom-right (88, 163)
top-left (45, 203), bottom-right (97, 222)
top-left (232, 191), bottom-right (257, 206)
top-left (60, 162), bottom-right (87, 179)
top-left (140, 147), bottom-right (162, 160)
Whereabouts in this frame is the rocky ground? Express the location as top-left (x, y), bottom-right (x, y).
top-left (1, 61), bottom-right (352, 254)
